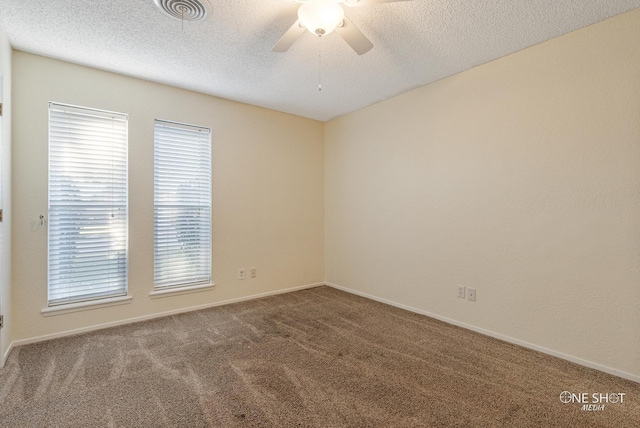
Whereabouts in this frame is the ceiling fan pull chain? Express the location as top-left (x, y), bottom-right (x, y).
top-left (318, 36), bottom-right (322, 92)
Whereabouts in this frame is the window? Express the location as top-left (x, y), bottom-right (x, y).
top-left (48, 103), bottom-right (128, 305)
top-left (154, 120), bottom-right (211, 289)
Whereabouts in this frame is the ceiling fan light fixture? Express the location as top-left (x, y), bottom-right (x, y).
top-left (297, 0), bottom-right (345, 36)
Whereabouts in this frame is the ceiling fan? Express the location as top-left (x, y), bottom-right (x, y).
top-left (273, 0), bottom-right (409, 55)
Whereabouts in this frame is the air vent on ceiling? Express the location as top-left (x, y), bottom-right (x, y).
top-left (153, 0), bottom-right (212, 22)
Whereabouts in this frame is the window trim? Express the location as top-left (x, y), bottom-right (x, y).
top-left (41, 295), bottom-right (133, 317)
top-left (149, 282), bottom-right (215, 299)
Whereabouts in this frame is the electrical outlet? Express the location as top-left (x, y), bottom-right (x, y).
top-left (467, 288), bottom-right (476, 302)
top-left (457, 286), bottom-right (466, 299)
top-left (250, 268), bottom-right (256, 278)
top-left (238, 268), bottom-right (246, 280)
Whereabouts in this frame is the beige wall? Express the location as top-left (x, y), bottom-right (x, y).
top-left (325, 9), bottom-right (640, 379)
top-left (0, 24), bottom-right (12, 365)
top-left (12, 52), bottom-right (324, 342)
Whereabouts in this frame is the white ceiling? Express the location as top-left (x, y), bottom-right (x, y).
top-left (1, 0), bottom-right (639, 121)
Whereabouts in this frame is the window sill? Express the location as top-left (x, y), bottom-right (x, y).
top-left (42, 295), bottom-right (133, 317)
top-left (149, 283), bottom-right (215, 299)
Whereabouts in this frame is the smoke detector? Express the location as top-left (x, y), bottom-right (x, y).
top-left (153, 0), bottom-right (212, 22)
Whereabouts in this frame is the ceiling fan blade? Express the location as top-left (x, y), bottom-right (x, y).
top-left (334, 16), bottom-right (374, 55)
top-left (272, 20), bottom-right (306, 53)
top-left (344, 0), bottom-right (411, 7)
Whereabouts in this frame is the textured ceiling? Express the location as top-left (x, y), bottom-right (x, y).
top-left (1, 0), bottom-right (639, 121)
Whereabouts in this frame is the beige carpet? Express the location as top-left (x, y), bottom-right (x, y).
top-left (0, 286), bottom-right (638, 427)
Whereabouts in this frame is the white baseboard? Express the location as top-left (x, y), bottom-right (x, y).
top-left (2, 341), bottom-right (13, 368)
top-left (7, 281), bottom-right (638, 384)
top-left (8, 282), bottom-right (324, 350)
top-left (325, 282), bottom-right (640, 384)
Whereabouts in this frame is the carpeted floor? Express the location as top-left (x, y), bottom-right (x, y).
top-left (0, 286), bottom-right (638, 427)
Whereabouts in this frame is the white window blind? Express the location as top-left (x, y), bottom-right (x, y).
top-left (154, 120), bottom-right (211, 289)
top-left (48, 103), bottom-right (128, 306)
